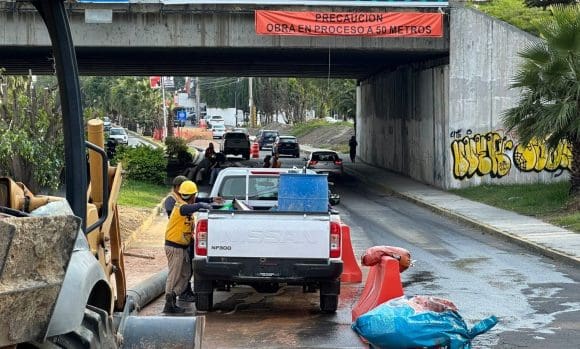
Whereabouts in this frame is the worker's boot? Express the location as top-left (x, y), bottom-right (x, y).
top-left (163, 292), bottom-right (185, 314)
top-left (179, 282), bottom-right (196, 302)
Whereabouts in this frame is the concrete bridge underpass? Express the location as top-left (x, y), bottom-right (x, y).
top-left (0, 2), bottom-right (558, 190)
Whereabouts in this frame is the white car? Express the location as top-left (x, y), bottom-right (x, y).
top-left (208, 115), bottom-right (225, 128)
top-left (212, 124), bottom-right (226, 139)
top-left (108, 127), bottom-right (128, 145)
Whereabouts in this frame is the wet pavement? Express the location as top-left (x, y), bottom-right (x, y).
top-left (300, 145), bottom-right (580, 268)
top-left (125, 142), bottom-right (580, 348)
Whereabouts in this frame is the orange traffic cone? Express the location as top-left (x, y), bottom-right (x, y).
top-left (251, 143), bottom-right (260, 158)
top-left (340, 224), bottom-right (362, 283)
top-left (351, 256), bottom-right (404, 321)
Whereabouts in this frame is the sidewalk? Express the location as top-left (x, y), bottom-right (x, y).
top-left (301, 145), bottom-right (580, 267)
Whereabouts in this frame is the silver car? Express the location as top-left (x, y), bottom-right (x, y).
top-left (306, 151), bottom-right (343, 176)
top-left (108, 127), bottom-right (128, 145)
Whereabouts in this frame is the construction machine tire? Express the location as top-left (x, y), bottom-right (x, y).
top-left (24, 305), bottom-right (118, 349)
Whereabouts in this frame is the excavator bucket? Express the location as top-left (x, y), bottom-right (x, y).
top-left (0, 215), bottom-right (80, 346)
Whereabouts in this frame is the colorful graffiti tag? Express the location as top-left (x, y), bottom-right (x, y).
top-left (450, 130), bottom-right (513, 179)
top-left (513, 139), bottom-right (572, 173)
top-left (450, 130), bottom-right (572, 180)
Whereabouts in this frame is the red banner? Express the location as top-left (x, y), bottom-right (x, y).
top-left (255, 11), bottom-right (443, 38)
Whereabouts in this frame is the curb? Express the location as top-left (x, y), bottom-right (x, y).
top-left (123, 200), bottom-right (165, 251)
top-left (344, 166), bottom-right (580, 268)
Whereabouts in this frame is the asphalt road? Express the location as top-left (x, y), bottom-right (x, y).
top-left (140, 152), bottom-right (580, 348)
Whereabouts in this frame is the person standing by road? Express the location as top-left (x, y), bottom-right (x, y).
top-left (163, 181), bottom-right (211, 314)
top-left (272, 153), bottom-right (281, 168)
top-left (348, 135), bottom-right (358, 163)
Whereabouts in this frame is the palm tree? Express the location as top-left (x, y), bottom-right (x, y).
top-left (502, 5), bottom-right (580, 195)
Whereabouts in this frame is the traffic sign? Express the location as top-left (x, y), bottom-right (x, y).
top-left (177, 111), bottom-right (187, 121)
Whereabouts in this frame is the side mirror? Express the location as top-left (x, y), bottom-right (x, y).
top-left (197, 192), bottom-right (209, 199)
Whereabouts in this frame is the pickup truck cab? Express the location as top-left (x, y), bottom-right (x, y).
top-left (194, 168), bottom-right (343, 312)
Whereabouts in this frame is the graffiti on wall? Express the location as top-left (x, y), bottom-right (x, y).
top-left (450, 129), bottom-right (572, 180)
top-left (513, 139), bottom-right (572, 173)
top-left (450, 130), bottom-right (513, 179)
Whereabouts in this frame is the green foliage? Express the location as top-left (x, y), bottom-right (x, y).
top-left (502, 5), bottom-right (580, 193)
top-left (471, 0), bottom-right (551, 35)
top-left (115, 145), bottom-right (167, 184)
top-left (164, 136), bottom-right (188, 157)
top-left (450, 181), bottom-right (580, 232)
top-left (82, 76), bottom-right (163, 132)
top-left (291, 119), bottom-right (353, 138)
top-left (0, 70), bottom-right (64, 192)
top-left (524, 0), bottom-right (575, 9)
top-left (164, 136), bottom-right (193, 164)
top-left (118, 179), bottom-right (169, 208)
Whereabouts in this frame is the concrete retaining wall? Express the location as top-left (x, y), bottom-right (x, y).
top-left (358, 63), bottom-right (448, 186)
top-left (446, 7), bottom-right (569, 189)
top-left (358, 7), bottom-right (570, 189)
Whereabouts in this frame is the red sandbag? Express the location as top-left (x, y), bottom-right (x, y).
top-left (362, 246), bottom-right (411, 272)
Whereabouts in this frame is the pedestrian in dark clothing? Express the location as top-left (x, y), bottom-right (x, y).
top-left (209, 152), bottom-right (226, 186)
top-left (348, 135), bottom-right (358, 163)
top-left (263, 155), bottom-right (272, 168)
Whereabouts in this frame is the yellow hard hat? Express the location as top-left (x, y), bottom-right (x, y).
top-left (178, 181), bottom-right (198, 195)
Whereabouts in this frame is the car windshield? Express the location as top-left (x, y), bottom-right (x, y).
top-left (280, 138), bottom-right (296, 143)
top-left (213, 125), bottom-right (225, 130)
top-left (312, 152), bottom-right (338, 161)
top-left (263, 132), bottom-right (278, 138)
top-left (211, 116), bottom-right (223, 120)
top-left (226, 133), bottom-right (247, 139)
top-left (110, 128), bottom-right (125, 135)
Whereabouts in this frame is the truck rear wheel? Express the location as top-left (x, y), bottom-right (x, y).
top-left (320, 294), bottom-right (338, 313)
top-left (195, 292), bottom-right (213, 312)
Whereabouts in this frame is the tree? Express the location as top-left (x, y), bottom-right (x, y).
top-left (0, 69), bottom-right (64, 192)
top-left (502, 5), bottom-right (580, 195)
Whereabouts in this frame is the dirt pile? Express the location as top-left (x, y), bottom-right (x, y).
top-left (250, 122), bottom-right (354, 151)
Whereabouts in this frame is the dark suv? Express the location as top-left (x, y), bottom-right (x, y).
top-left (272, 136), bottom-right (300, 158)
top-left (223, 131), bottom-right (251, 159)
top-left (256, 130), bottom-right (279, 150)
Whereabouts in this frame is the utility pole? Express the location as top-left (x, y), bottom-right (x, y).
top-left (234, 78), bottom-right (240, 126)
top-left (249, 77), bottom-right (256, 128)
top-left (161, 76), bottom-right (167, 140)
top-left (195, 77), bottom-right (201, 126)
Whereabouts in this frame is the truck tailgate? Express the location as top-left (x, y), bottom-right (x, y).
top-left (207, 212), bottom-right (330, 259)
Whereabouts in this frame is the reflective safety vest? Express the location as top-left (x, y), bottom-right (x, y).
top-left (165, 200), bottom-right (194, 247)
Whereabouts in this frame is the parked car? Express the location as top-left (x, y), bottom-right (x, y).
top-left (108, 127), bottom-right (128, 145)
top-left (103, 116), bottom-right (111, 131)
top-left (255, 130), bottom-right (280, 150)
top-left (223, 131), bottom-right (250, 159)
top-left (272, 136), bottom-right (300, 158)
top-left (208, 115), bottom-right (225, 129)
top-left (212, 124), bottom-right (226, 139)
top-left (306, 151), bottom-right (343, 176)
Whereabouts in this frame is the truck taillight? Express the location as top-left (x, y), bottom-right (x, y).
top-left (329, 221), bottom-right (341, 258)
top-left (309, 160), bottom-right (318, 166)
top-left (334, 159), bottom-right (342, 165)
top-left (195, 219), bottom-right (208, 256)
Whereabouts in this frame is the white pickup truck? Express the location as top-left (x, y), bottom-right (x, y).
top-left (192, 168), bottom-right (343, 312)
